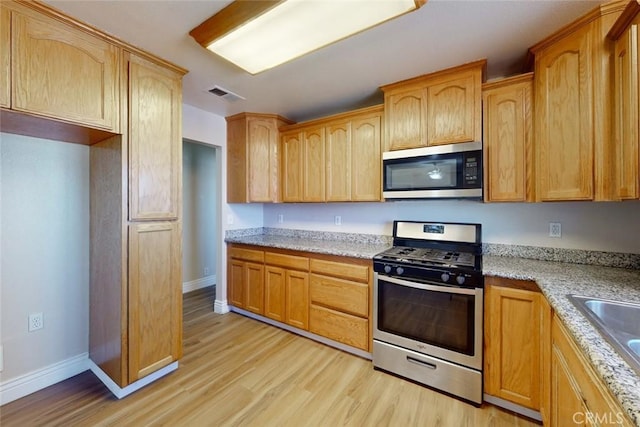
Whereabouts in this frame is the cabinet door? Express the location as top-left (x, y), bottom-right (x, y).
top-left (614, 19), bottom-right (639, 199)
top-left (228, 259), bottom-right (245, 308)
top-left (248, 117), bottom-right (280, 202)
top-left (245, 262), bottom-right (264, 315)
top-left (426, 73), bottom-right (480, 146)
top-left (281, 132), bottom-right (303, 202)
top-left (384, 88), bottom-right (426, 150)
top-left (535, 27), bottom-right (593, 201)
top-left (286, 270), bottom-right (309, 330)
top-left (483, 77), bottom-right (533, 202)
top-left (485, 285), bottom-right (541, 410)
top-left (326, 122), bottom-right (351, 201)
top-left (551, 341), bottom-right (588, 426)
top-left (265, 266), bottom-right (286, 322)
top-left (128, 222), bottom-right (181, 382)
top-left (12, 10), bottom-right (118, 130)
top-left (128, 53), bottom-right (182, 220)
top-left (1, 5), bottom-right (9, 108)
top-left (303, 127), bottom-right (326, 201)
top-left (351, 115), bottom-right (382, 201)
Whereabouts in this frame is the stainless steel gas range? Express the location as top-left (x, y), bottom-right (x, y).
top-left (372, 221), bottom-right (483, 405)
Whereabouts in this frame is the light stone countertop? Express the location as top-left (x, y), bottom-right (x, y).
top-left (484, 256), bottom-right (640, 426)
top-left (226, 229), bottom-right (640, 425)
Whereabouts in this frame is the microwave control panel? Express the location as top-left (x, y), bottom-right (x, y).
top-left (463, 154), bottom-right (480, 187)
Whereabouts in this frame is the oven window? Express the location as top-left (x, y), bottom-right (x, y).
top-left (384, 156), bottom-right (460, 190)
top-left (378, 279), bottom-right (475, 355)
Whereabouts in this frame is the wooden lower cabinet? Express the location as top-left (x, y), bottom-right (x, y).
top-left (484, 277), bottom-right (547, 411)
top-left (228, 244), bottom-right (372, 351)
top-left (551, 316), bottom-right (632, 427)
top-left (228, 247), bottom-right (265, 314)
top-left (128, 222), bottom-right (182, 382)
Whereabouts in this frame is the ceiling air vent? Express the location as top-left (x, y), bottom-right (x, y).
top-left (207, 85), bottom-right (245, 102)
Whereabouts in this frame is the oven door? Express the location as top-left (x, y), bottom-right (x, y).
top-left (373, 273), bottom-right (483, 370)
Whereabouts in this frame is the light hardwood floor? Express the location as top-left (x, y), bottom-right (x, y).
top-left (0, 287), bottom-right (539, 426)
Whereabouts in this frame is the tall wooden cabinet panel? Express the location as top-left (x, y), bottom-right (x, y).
top-left (127, 52), bottom-right (181, 220)
top-left (281, 132), bottom-right (304, 202)
top-left (484, 278), bottom-right (543, 411)
top-left (381, 60), bottom-right (485, 151)
top-left (530, 2), bottom-right (626, 201)
top-left (302, 127), bottom-right (326, 202)
top-left (535, 26), bottom-right (593, 201)
top-left (1, 5), bottom-right (10, 108)
top-left (610, 2), bottom-right (640, 199)
top-left (351, 115), bottom-right (382, 201)
top-left (11, 7), bottom-right (119, 130)
top-left (326, 122), bottom-right (352, 201)
top-left (128, 222), bottom-right (182, 382)
top-left (226, 113), bottom-right (293, 203)
top-left (482, 73), bottom-right (534, 202)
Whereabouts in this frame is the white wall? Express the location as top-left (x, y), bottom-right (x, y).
top-left (263, 200), bottom-right (640, 254)
top-left (0, 133), bottom-right (89, 382)
top-left (182, 141), bottom-right (217, 284)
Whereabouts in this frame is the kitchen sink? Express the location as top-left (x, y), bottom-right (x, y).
top-left (568, 295), bottom-right (640, 375)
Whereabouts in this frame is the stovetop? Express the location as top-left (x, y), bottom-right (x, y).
top-left (375, 246), bottom-right (477, 269)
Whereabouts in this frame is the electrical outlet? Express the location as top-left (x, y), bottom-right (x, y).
top-left (277, 214), bottom-right (284, 224)
top-left (334, 215), bottom-right (342, 226)
top-left (204, 267), bottom-right (210, 276)
top-left (549, 222), bottom-right (562, 238)
top-left (29, 312), bottom-right (43, 332)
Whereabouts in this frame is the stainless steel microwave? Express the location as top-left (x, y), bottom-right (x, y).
top-left (382, 141), bottom-right (482, 199)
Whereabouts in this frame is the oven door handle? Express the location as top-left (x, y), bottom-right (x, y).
top-left (378, 274), bottom-right (478, 296)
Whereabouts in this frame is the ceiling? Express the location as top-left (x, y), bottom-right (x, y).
top-left (45, 0), bottom-right (601, 123)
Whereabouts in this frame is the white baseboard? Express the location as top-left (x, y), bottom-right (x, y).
top-left (0, 353), bottom-right (89, 405)
top-left (182, 274), bottom-right (216, 293)
top-left (88, 359), bottom-right (178, 399)
top-left (214, 299), bottom-right (230, 314)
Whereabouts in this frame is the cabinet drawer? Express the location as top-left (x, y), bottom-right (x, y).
top-left (229, 247), bottom-right (264, 263)
top-left (309, 258), bottom-right (369, 282)
top-left (309, 304), bottom-right (369, 351)
top-left (265, 252), bottom-right (309, 270)
top-left (310, 274), bottom-right (368, 317)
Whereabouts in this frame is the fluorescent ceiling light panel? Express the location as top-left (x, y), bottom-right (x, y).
top-left (192, 0), bottom-right (423, 74)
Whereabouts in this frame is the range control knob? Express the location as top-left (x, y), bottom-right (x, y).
top-left (396, 266), bottom-right (404, 275)
top-left (456, 275), bottom-right (466, 285)
top-left (384, 265), bottom-right (392, 274)
top-left (441, 273), bottom-right (450, 283)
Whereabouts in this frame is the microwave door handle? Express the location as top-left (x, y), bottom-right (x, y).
top-left (378, 274), bottom-right (477, 296)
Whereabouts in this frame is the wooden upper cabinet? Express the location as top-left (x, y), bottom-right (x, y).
top-left (303, 127), bottom-right (326, 202)
top-left (534, 26), bottom-right (594, 201)
top-left (482, 73), bottom-right (534, 202)
top-left (351, 114), bottom-right (382, 201)
top-left (426, 71), bottom-right (480, 146)
top-left (384, 87), bottom-right (426, 150)
top-left (280, 105), bottom-right (383, 203)
top-left (281, 132), bottom-right (304, 202)
top-left (326, 121), bottom-right (352, 201)
top-left (127, 52), bottom-right (182, 221)
top-left (610, 2), bottom-right (640, 199)
top-left (11, 8), bottom-right (119, 131)
top-left (226, 113), bottom-right (293, 203)
top-left (128, 222), bottom-right (182, 383)
top-left (1, 5), bottom-right (9, 108)
top-left (530, 2), bottom-right (626, 202)
top-left (381, 60), bottom-right (485, 151)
